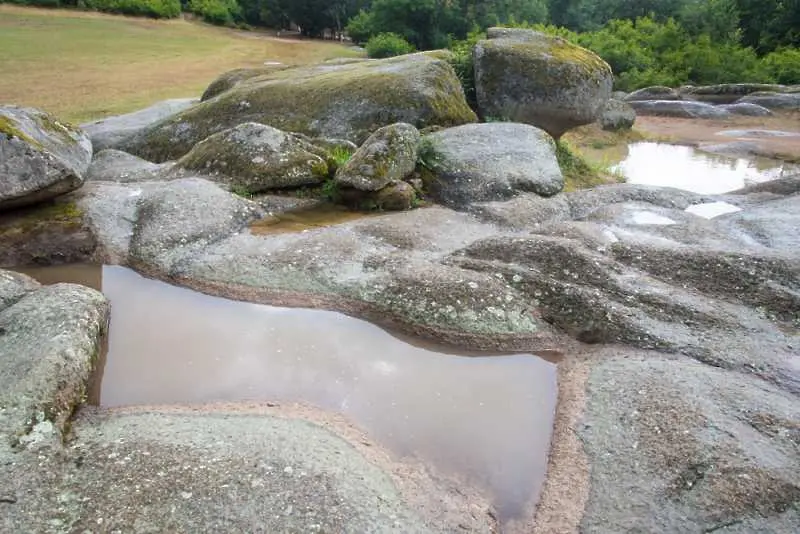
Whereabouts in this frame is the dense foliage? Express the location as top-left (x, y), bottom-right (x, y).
top-left (3, 0), bottom-right (181, 17)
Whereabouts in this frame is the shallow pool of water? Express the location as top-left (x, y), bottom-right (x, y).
top-left (16, 264), bottom-right (558, 521)
top-left (613, 142), bottom-right (790, 194)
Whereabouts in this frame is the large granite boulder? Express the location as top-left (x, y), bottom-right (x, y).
top-left (628, 100), bottom-right (732, 119)
top-left (335, 123), bottom-right (420, 191)
top-left (736, 92), bottom-right (800, 110)
top-left (680, 83), bottom-right (788, 104)
top-left (0, 274), bottom-right (108, 447)
top-left (623, 86), bottom-right (680, 102)
top-left (473, 28), bottom-right (612, 139)
top-left (599, 98), bottom-right (636, 130)
top-left (174, 122), bottom-right (330, 193)
top-left (121, 54), bottom-right (477, 162)
top-left (1, 106), bottom-right (92, 211)
top-left (420, 122), bottom-right (563, 208)
top-left (81, 98), bottom-right (197, 152)
top-left (200, 65), bottom-right (288, 101)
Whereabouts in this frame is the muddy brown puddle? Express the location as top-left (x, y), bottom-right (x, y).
top-left (16, 264), bottom-right (558, 521)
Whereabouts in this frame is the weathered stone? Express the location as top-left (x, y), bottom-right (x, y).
top-left (174, 122), bottom-right (330, 192)
top-left (0, 270), bottom-right (39, 311)
top-left (81, 98), bottom-right (197, 151)
top-left (86, 149), bottom-right (171, 183)
top-left (121, 54), bottom-right (476, 162)
top-left (736, 92), bottom-right (800, 110)
top-left (718, 102), bottom-right (773, 116)
top-left (129, 178), bottom-right (263, 272)
top-left (200, 66), bottom-right (287, 101)
top-left (628, 100), bottom-right (732, 119)
top-left (599, 98), bottom-right (636, 131)
top-left (335, 123), bottom-right (419, 191)
top-left (372, 181), bottom-right (417, 211)
top-left (474, 28), bottom-right (612, 139)
top-left (421, 122), bottom-right (563, 207)
top-left (680, 83), bottom-right (789, 104)
top-left (0, 200), bottom-right (97, 267)
top-left (0, 280), bottom-right (108, 446)
top-left (624, 86), bottom-right (680, 102)
top-left (1, 106), bottom-right (91, 211)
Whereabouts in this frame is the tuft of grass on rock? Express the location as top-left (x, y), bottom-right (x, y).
top-left (556, 140), bottom-right (625, 191)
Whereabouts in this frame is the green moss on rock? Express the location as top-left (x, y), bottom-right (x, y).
top-left (123, 54), bottom-right (477, 162)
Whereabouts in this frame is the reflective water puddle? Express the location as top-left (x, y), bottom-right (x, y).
top-left (16, 264), bottom-right (558, 522)
top-left (613, 142), bottom-right (792, 194)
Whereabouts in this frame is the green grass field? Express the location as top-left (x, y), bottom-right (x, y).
top-left (0, 6), bottom-right (361, 123)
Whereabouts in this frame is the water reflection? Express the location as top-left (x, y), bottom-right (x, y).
top-left (16, 264), bottom-right (558, 521)
top-left (613, 142), bottom-right (790, 194)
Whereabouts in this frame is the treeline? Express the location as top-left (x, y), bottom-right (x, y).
top-left (5, 0), bottom-right (799, 87)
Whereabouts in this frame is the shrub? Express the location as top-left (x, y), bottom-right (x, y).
top-left (763, 48), bottom-right (800, 85)
top-left (365, 33), bottom-right (415, 59)
top-left (81, 0), bottom-right (182, 18)
top-left (187, 0), bottom-right (241, 26)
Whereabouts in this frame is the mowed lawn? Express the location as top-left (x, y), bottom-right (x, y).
top-left (0, 6), bottom-right (361, 123)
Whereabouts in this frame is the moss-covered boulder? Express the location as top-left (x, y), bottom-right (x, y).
top-left (122, 54), bottom-right (477, 163)
top-left (174, 123), bottom-right (330, 193)
top-left (420, 122), bottom-right (563, 208)
top-left (474, 28), bottom-right (612, 139)
top-left (335, 123), bottom-right (420, 191)
top-left (200, 66), bottom-right (288, 102)
top-left (1, 106), bottom-right (92, 212)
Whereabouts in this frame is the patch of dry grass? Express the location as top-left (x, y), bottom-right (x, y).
top-left (0, 5), bottom-right (362, 123)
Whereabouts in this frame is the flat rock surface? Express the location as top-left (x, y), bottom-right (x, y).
top-left (0, 405), bottom-right (496, 533)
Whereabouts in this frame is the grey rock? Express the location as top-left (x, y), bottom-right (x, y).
top-left (737, 92), bottom-right (800, 110)
top-left (129, 178), bottom-right (263, 272)
top-left (421, 122), bottom-right (563, 208)
top-left (599, 98), bottom-right (636, 131)
top-left (628, 100), bottom-right (732, 119)
top-left (0, 270), bottom-right (39, 311)
top-left (611, 90), bottom-right (628, 100)
top-left (717, 102), bottom-right (773, 116)
top-left (0, 281), bottom-right (108, 446)
top-left (0, 105), bottom-right (92, 211)
top-left (121, 54), bottom-right (476, 162)
top-left (474, 28), bottom-right (612, 139)
top-left (81, 98), bottom-right (197, 151)
top-left (372, 181), bottom-right (417, 211)
top-left (0, 408), bottom-right (495, 533)
top-left (335, 123), bottom-right (419, 191)
top-left (579, 351), bottom-right (800, 532)
top-left (174, 122), bottom-right (330, 192)
top-left (201, 66), bottom-right (287, 101)
top-left (624, 86), bottom-right (680, 102)
top-left (86, 149), bottom-right (172, 183)
top-left (679, 83), bottom-right (788, 104)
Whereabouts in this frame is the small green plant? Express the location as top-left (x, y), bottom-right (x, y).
top-left (416, 137), bottom-right (441, 169)
top-left (320, 179), bottom-right (341, 203)
top-left (365, 33), bottom-right (416, 59)
top-left (556, 141), bottom-right (623, 191)
top-left (230, 185), bottom-right (253, 198)
top-left (330, 146), bottom-right (354, 167)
